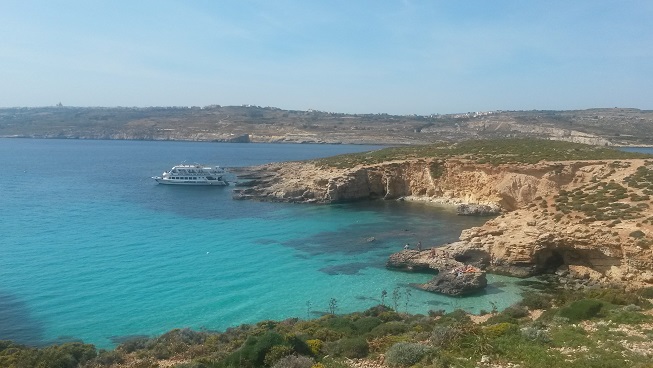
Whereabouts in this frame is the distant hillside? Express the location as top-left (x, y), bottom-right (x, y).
top-left (1, 105), bottom-right (651, 145)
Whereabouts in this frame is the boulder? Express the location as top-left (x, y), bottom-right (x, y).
top-left (418, 270), bottom-right (488, 296)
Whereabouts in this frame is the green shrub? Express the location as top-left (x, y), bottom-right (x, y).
top-left (118, 337), bottom-right (150, 353)
top-left (429, 161), bottom-right (446, 178)
top-left (318, 357), bottom-right (352, 368)
top-left (519, 291), bottom-right (553, 310)
top-left (93, 349), bottom-right (126, 366)
top-left (437, 309), bottom-right (472, 325)
top-left (326, 337), bottom-right (369, 358)
top-left (482, 322), bottom-right (517, 338)
top-left (353, 317), bottom-right (383, 334)
top-left (638, 286), bottom-right (653, 298)
top-left (313, 327), bottom-right (344, 342)
top-left (173, 362), bottom-right (211, 368)
top-left (558, 299), bottom-right (604, 322)
top-left (305, 339), bottom-right (322, 355)
top-left (606, 309), bottom-right (653, 324)
top-left (264, 345), bottom-right (294, 367)
top-left (520, 326), bottom-right (551, 343)
top-left (21, 342), bottom-right (98, 368)
top-left (585, 288), bottom-right (652, 308)
top-left (384, 342), bottom-right (429, 367)
top-left (324, 317), bottom-right (356, 336)
top-left (368, 321), bottom-right (409, 338)
top-left (270, 354), bottom-right (315, 368)
top-left (503, 305), bottom-right (529, 319)
top-left (429, 325), bottom-right (463, 348)
top-left (222, 331), bottom-right (285, 368)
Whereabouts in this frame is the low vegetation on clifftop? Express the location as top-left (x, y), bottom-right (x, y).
top-left (313, 139), bottom-right (650, 168)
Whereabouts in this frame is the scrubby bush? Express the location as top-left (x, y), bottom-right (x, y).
top-left (264, 345), bottom-right (294, 367)
top-left (146, 328), bottom-right (208, 359)
top-left (313, 327), bottom-right (343, 342)
top-left (585, 288), bottom-right (652, 308)
top-left (222, 331), bottom-right (285, 368)
top-left (172, 362), bottom-right (211, 368)
top-left (270, 354), bottom-right (315, 368)
top-left (520, 326), bottom-right (551, 343)
top-left (117, 337), bottom-right (150, 353)
top-left (519, 291), bottom-right (553, 310)
top-left (639, 286), bottom-right (653, 298)
top-left (384, 342), bottom-right (429, 367)
top-left (318, 357), bottom-right (352, 368)
top-left (324, 317), bottom-right (356, 336)
top-left (92, 349), bottom-right (126, 366)
top-left (482, 322), bottom-right (517, 338)
top-left (558, 299), bottom-right (604, 322)
top-left (326, 337), bottom-right (368, 358)
top-left (368, 321), bottom-right (409, 338)
top-left (429, 325), bottom-right (463, 348)
top-left (437, 309), bottom-right (472, 325)
top-left (305, 339), bottom-right (323, 355)
top-left (606, 308), bottom-right (653, 324)
top-left (353, 316), bottom-right (383, 334)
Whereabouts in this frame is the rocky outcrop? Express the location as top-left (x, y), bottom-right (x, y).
top-left (386, 249), bottom-right (487, 296)
top-left (418, 271), bottom-right (487, 296)
top-left (234, 157), bottom-right (653, 290)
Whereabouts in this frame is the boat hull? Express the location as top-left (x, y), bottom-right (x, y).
top-left (153, 177), bottom-right (228, 186)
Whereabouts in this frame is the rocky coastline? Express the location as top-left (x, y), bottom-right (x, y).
top-left (231, 152), bottom-right (653, 292)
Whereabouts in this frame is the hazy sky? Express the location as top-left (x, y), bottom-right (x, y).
top-left (1, 1), bottom-right (651, 114)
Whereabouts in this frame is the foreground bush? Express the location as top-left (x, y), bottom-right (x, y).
top-left (385, 342), bottom-right (429, 367)
top-left (326, 337), bottom-right (368, 358)
top-left (558, 299), bottom-right (605, 322)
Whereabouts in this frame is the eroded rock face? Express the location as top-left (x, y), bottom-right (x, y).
top-left (232, 159), bottom-right (567, 209)
top-left (233, 158), bottom-right (653, 289)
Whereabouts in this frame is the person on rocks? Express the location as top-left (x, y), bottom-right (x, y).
top-left (404, 243), bottom-right (410, 250)
top-left (417, 241), bottom-right (422, 251)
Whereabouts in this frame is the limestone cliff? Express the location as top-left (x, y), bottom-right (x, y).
top-left (233, 157), bottom-right (653, 289)
top-left (233, 158), bottom-right (568, 210)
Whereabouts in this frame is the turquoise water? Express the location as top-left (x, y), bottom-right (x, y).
top-left (0, 139), bottom-right (525, 349)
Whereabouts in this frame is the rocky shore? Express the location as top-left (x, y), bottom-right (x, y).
top-left (232, 152), bottom-right (653, 291)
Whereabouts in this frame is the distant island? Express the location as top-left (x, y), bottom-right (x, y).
top-left (1, 105), bottom-right (652, 146)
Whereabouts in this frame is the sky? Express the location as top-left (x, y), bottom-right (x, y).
top-left (1, 1), bottom-right (651, 115)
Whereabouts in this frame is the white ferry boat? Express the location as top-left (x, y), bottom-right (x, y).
top-left (152, 164), bottom-right (229, 186)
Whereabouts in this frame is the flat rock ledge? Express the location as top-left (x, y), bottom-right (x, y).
top-left (386, 249), bottom-right (488, 296)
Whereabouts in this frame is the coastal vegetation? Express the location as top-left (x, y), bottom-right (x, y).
top-left (1, 285), bottom-right (653, 367)
top-left (314, 139), bottom-right (651, 169)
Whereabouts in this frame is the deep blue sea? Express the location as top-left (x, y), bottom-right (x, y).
top-left (0, 139), bottom-right (528, 349)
